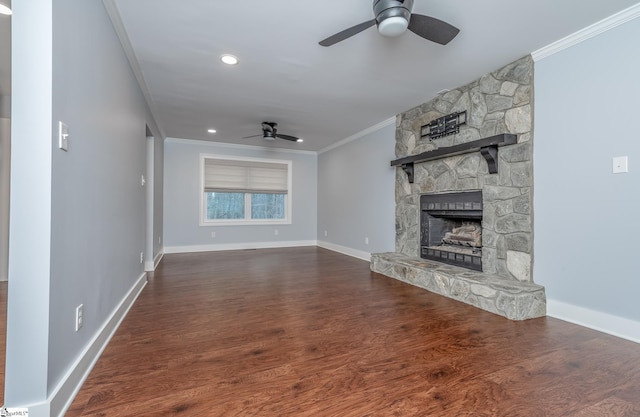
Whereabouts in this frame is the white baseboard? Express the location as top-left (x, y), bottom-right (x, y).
top-left (44, 273), bottom-right (148, 417)
top-left (164, 240), bottom-right (372, 263)
top-left (317, 240), bottom-right (371, 262)
top-left (547, 298), bottom-right (640, 344)
top-left (145, 250), bottom-right (164, 272)
top-left (164, 240), bottom-right (317, 254)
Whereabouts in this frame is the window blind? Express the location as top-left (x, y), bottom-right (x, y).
top-left (204, 158), bottom-right (288, 194)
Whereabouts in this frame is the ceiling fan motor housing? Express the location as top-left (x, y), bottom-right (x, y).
top-left (262, 122), bottom-right (277, 140)
top-left (374, 0), bottom-right (413, 37)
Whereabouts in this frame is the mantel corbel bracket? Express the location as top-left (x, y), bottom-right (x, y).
top-left (480, 145), bottom-right (499, 174)
top-left (401, 163), bottom-right (414, 183)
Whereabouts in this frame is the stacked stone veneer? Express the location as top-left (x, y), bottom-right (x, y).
top-left (371, 55), bottom-right (546, 320)
top-left (371, 253), bottom-right (546, 320)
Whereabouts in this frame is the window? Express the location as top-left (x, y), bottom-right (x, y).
top-left (200, 155), bottom-right (292, 225)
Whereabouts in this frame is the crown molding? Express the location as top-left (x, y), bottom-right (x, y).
top-left (532, 3), bottom-right (640, 61)
top-left (102, 0), bottom-right (166, 139)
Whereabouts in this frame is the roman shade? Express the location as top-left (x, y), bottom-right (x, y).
top-left (204, 158), bottom-right (288, 194)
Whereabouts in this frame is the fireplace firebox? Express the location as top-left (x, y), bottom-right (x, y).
top-left (420, 191), bottom-right (483, 271)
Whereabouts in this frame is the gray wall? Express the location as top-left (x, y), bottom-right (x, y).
top-left (0, 96), bottom-right (10, 118)
top-left (0, 2), bottom-right (10, 284)
top-left (317, 122), bottom-right (396, 257)
top-left (6, 0), bottom-right (162, 411)
top-left (0, 116), bottom-right (8, 281)
top-left (533, 17), bottom-right (640, 321)
top-left (154, 135), bottom-right (164, 257)
top-left (163, 139), bottom-right (317, 249)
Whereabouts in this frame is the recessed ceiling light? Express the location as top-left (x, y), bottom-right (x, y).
top-left (0, 5), bottom-right (12, 15)
top-left (207, 129), bottom-right (217, 134)
top-left (296, 138), bottom-right (304, 143)
top-left (220, 54), bottom-right (239, 65)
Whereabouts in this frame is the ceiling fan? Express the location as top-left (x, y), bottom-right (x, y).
top-left (319, 0), bottom-right (459, 47)
top-left (243, 122), bottom-right (303, 143)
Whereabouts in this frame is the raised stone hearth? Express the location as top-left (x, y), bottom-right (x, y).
top-left (372, 55), bottom-right (546, 320)
top-left (371, 252), bottom-right (546, 320)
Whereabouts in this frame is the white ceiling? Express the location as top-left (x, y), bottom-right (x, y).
top-left (5, 1), bottom-right (640, 151)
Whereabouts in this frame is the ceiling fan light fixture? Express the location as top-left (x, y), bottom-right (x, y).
top-left (296, 138), bottom-right (304, 143)
top-left (0, 4), bottom-right (12, 15)
top-left (319, 0), bottom-right (458, 46)
top-left (378, 16), bottom-right (409, 37)
top-left (220, 54), bottom-right (239, 65)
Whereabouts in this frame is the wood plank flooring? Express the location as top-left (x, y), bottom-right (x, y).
top-left (0, 281), bottom-right (5, 406)
top-left (66, 247), bottom-right (640, 416)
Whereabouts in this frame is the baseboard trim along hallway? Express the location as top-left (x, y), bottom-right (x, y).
top-left (48, 273), bottom-right (147, 417)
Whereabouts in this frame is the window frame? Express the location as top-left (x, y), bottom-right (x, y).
top-left (199, 154), bottom-right (293, 226)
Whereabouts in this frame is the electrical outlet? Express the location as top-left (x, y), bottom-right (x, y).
top-left (140, 252), bottom-right (144, 264)
top-left (158, 236), bottom-right (161, 244)
top-left (612, 156), bottom-right (628, 173)
top-left (141, 175), bottom-right (146, 186)
top-left (75, 304), bottom-right (84, 331)
top-left (324, 230), bottom-right (328, 237)
top-left (274, 229), bottom-right (279, 236)
top-left (365, 237), bottom-right (369, 245)
top-left (211, 231), bottom-right (216, 238)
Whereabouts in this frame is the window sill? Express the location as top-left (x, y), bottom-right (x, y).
top-left (200, 219), bottom-right (291, 227)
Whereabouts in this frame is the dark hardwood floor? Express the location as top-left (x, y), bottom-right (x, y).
top-left (67, 247), bottom-right (640, 416)
top-left (0, 281), bottom-right (5, 406)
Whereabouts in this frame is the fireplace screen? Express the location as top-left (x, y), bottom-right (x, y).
top-left (420, 191), bottom-right (483, 271)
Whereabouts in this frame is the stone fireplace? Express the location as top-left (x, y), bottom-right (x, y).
top-left (371, 56), bottom-right (546, 320)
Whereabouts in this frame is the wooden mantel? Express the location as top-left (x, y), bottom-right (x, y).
top-left (390, 134), bottom-right (517, 183)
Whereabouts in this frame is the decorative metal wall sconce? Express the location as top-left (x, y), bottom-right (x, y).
top-left (421, 111), bottom-right (467, 140)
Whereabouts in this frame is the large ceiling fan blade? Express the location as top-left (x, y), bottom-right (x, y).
top-left (242, 134), bottom-right (263, 139)
top-left (407, 14), bottom-right (459, 45)
top-left (319, 19), bottom-right (376, 47)
top-left (276, 134), bottom-right (300, 142)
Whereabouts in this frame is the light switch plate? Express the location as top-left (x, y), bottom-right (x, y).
top-left (58, 121), bottom-right (69, 151)
top-left (612, 156), bottom-right (628, 174)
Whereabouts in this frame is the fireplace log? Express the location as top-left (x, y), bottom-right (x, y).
top-left (442, 224), bottom-right (482, 247)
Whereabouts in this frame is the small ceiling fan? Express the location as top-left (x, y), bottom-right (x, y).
top-left (243, 122), bottom-right (303, 143)
top-left (319, 0), bottom-right (459, 47)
